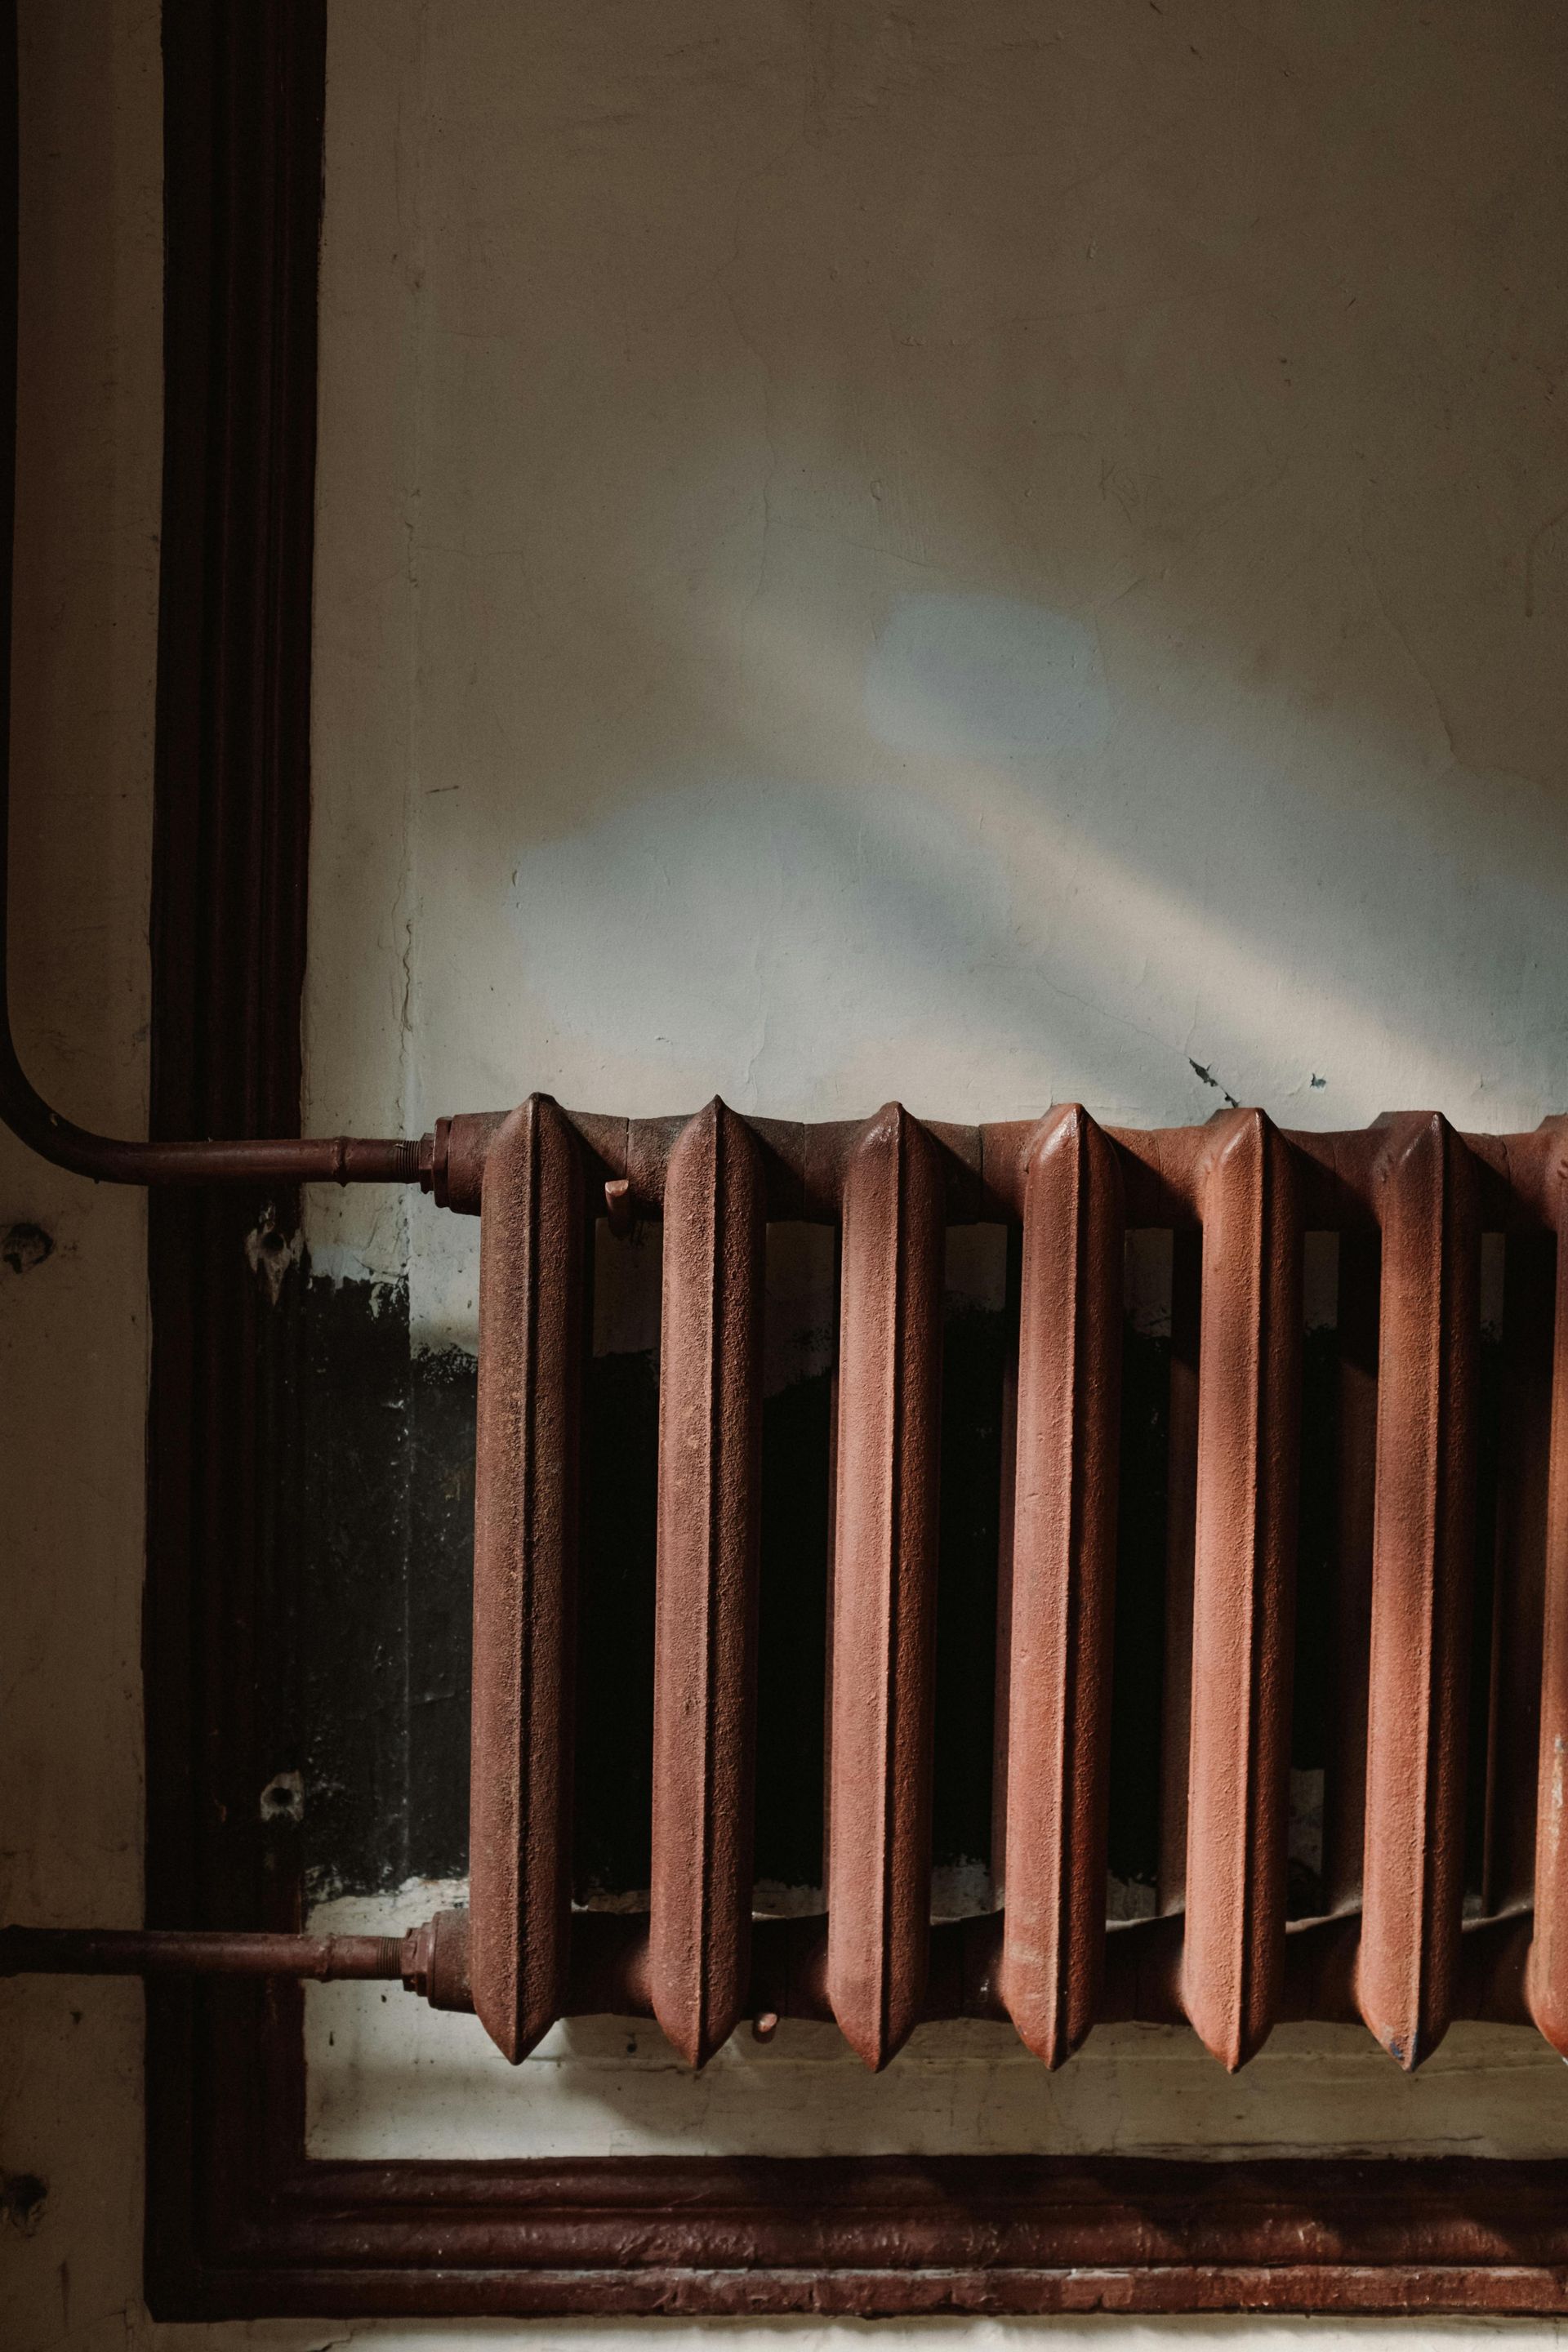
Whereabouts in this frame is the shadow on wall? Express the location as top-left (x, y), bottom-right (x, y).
top-left (310, 0), bottom-right (1568, 1142)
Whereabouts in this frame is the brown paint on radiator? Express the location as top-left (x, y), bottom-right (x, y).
top-left (1358, 1112), bottom-right (1480, 2069)
top-left (825, 1103), bottom-right (946, 2069)
top-left (997, 1105), bottom-right (1123, 2065)
top-left (468, 1098), bottom-right (586, 2062)
top-left (21, 1090), bottom-right (1568, 2101)
top-left (1183, 1109), bottom-right (1302, 2069)
top-left (649, 1100), bottom-right (766, 2065)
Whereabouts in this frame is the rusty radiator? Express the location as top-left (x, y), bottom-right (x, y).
top-left (443, 1096), bottom-right (1568, 2075)
top-left (9, 1095), bottom-right (1568, 2081)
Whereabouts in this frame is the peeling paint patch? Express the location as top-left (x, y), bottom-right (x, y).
top-left (2, 1221), bottom-right (53, 1275)
top-left (2, 2171), bottom-right (47, 2236)
top-left (1188, 1057), bottom-right (1241, 1109)
top-left (261, 1769), bottom-right (305, 1825)
top-left (246, 1205), bottom-right (304, 1304)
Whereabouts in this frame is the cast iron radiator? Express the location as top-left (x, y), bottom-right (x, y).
top-left (9, 1096), bottom-right (1568, 2079)
top-left (439, 1094), bottom-right (1568, 2075)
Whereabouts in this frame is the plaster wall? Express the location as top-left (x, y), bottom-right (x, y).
top-left (6, 0), bottom-right (1568, 2345)
top-left (301, 0), bottom-right (1568, 2164)
top-left (0, 3), bottom-right (158, 2347)
top-left (306, 0), bottom-right (1568, 1355)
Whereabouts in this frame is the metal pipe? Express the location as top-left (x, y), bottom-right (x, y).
top-left (0, 1926), bottom-right (408, 1980)
top-left (430, 1106), bottom-right (1568, 1231)
top-left (0, 15), bottom-right (421, 1190)
top-left (0, 1909), bottom-right (1535, 2037)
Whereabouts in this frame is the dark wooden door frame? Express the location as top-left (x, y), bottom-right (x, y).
top-left (140, 0), bottom-right (1568, 2318)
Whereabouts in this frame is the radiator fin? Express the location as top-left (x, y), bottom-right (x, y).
top-left (826, 1104), bottom-right (946, 2070)
top-left (650, 1100), bottom-right (766, 2065)
top-left (1183, 1109), bottom-right (1303, 2069)
top-left (1359, 1112), bottom-right (1480, 2068)
top-left (999, 1106), bottom-right (1123, 2065)
top-left (469, 1096), bottom-right (586, 2062)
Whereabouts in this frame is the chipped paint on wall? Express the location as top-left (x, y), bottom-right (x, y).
top-left (1, 5), bottom-right (161, 2345)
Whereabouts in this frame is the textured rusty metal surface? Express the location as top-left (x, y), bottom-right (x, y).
top-left (1528, 1178), bottom-right (1568, 2052)
top-left (999, 1107), bottom-right (1123, 2065)
top-left (826, 1104), bottom-right (946, 2069)
top-left (469, 1098), bottom-right (586, 2062)
top-left (0, 1927), bottom-right (407, 1979)
top-left (1359, 1112), bottom-right (1481, 2068)
top-left (1183, 1111), bottom-right (1302, 2069)
top-left (1, 1906), bottom-right (1539, 2038)
top-left (650, 1101), bottom-right (766, 2065)
top-left (16, 1094), bottom-right (1559, 1212)
top-left (425, 1104), bottom-right (1568, 1229)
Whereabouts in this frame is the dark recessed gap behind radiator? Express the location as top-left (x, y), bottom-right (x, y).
top-left (572, 1218), bottom-right (661, 1905)
top-left (1107, 1231), bottom-right (1174, 1917)
top-left (931, 1226), bottom-right (1008, 1913)
top-left (1286, 1232), bottom-right (1340, 1919)
top-left (753, 1224), bottom-right (835, 1906)
top-left (298, 1268), bottom-right (475, 1906)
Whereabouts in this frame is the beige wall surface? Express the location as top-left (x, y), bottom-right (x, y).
top-left (1, 2), bottom-right (159, 2347)
top-left (307, 0), bottom-right (1568, 1354)
top-left (8, 0), bottom-right (1568, 2344)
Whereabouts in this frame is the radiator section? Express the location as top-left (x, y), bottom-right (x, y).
top-left (450, 1100), bottom-right (1568, 2073)
top-left (1183, 1109), bottom-right (1302, 2069)
top-left (650, 1101), bottom-right (766, 2065)
top-left (826, 1105), bottom-right (947, 2070)
top-left (997, 1106), bottom-right (1122, 2066)
top-left (1358, 1113), bottom-right (1480, 2068)
top-left (469, 1098), bottom-right (586, 2063)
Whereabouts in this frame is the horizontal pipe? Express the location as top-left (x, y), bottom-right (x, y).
top-left (428, 1107), bottom-right (1568, 1233)
top-left (0, 1910), bottom-right (1535, 2038)
top-left (2, 1083), bottom-right (1560, 1211)
top-left (0, 1071), bottom-right (427, 1186)
top-left (0, 1926), bottom-right (408, 1979)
